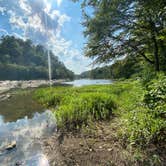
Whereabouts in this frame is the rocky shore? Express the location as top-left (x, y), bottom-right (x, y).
top-left (0, 80), bottom-right (66, 101)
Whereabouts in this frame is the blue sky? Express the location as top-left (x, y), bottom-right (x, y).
top-left (0, 0), bottom-right (92, 74)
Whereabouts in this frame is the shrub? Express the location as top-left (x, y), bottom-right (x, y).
top-left (144, 74), bottom-right (166, 117)
top-left (124, 107), bottom-right (165, 146)
top-left (122, 75), bottom-right (166, 146)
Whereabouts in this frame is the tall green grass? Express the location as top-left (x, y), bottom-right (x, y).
top-left (34, 85), bottom-right (117, 130)
top-left (34, 78), bottom-right (165, 146)
top-left (55, 93), bottom-right (116, 130)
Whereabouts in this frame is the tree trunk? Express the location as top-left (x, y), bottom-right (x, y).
top-left (152, 34), bottom-right (160, 71)
top-left (149, 18), bottom-right (160, 71)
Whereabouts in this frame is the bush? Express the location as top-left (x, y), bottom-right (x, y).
top-left (122, 74), bottom-right (166, 146)
top-left (124, 107), bottom-right (165, 146)
top-left (139, 65), bottom-right (157, 86)
top-left (144, 74), bottom-right (166, 117)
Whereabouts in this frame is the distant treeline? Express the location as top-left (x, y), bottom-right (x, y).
top-left (0, 36), bottom-right (74, 80)
top-left (79, 56), bottom-right (144, 79)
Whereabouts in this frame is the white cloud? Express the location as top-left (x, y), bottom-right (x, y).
top-left (0, 7), bottom-right (5, 15)
top-left (0, 0), bottom-right (69, 44)
top-left (9, 12), bottom-right (26, 29)
top-left (19, 0), bottom-right (31, 14)
top-left (57, 47), bottom-right (92, 74)
top-left (0, 28), bottom-right (9, 35)
top-left (0, 0), bottom-right (90, 74)
top-left (56, 0), bottom-right (63, 7)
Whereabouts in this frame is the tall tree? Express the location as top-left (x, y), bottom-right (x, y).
top-left (74, 0), bottom-right (166, 71)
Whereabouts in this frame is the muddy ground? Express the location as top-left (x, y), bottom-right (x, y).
top-left (42, 119), bottom-right (166, 166)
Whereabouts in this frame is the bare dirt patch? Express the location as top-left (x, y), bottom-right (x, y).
top-left (42, 117), bottom-right (166, 166)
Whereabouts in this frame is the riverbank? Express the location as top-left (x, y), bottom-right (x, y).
top-left (0, 78), bottom-right (165, 165)
top-left (42, 120), bottom-right (165, 166)
top-left (42, 119), bottom-right (135, 166)
top-left (0, 79), bottom-right (67, 103)
top-left (34, 77), bottom-right (166, 166)
top-left (0, 79), bottom-right (66, 94)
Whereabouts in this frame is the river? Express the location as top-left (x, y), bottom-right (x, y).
top-left (0, 79), bottom-right (112, 165)
top-left (64, 79), bottom-right (112, 87)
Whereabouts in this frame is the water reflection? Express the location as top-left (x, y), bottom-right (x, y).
top-left (0, 111), bottom-right (56, 166)
top-left (0, 115), bottom-right (3, 125)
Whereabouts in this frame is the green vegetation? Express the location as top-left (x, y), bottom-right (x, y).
top-left (34, 85), bottom-right (117, 130)
top-left (75, 0), bottom-right (166, 73)
top-left (0, 36), bottom-right (74, 80)
top-left (33, 0), bottom-right (166, 164)
top-left (79, 56), bottom-right (142, 79)
top-left (76, 0), bottom-right (166, 80)
top-left (34, 75), bottom-right (165, 148)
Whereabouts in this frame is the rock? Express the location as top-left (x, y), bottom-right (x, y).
top-left (107, 148), bottom-right (112, 152)
top-left (5, 141), bottom-right (16, 151)
top-left (79, 142), bottom-right (84, 147)
top-left (0, 141), bottom-right (16, 156)
top-left (15, 161), bottom-right (23, 166)
top-left (0, 94), bottom-right (11, 101)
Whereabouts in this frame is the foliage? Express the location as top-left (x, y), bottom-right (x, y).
top-left (34, 85), bottom-right (117, 130)
top-left (74, 0), bottom-right (166, 72)
top-left (34, 80), bottom-right (143, 131)
top-left (121, 75), bottom-right (166, 146)
top-left (79, 56), bottom-right (143, 79)
top-left (139, 67), bottom-right (157, 86)
top-left (79, 65), bottom-right (112, 79)
top-left (34, 87), bottom-right (70, 107)
top-left (0, 36), bottom-right (74, 80)
top-left (124, 107), bottom-right (165, 146)
top-left (144, 74), bottom-right (166, 116)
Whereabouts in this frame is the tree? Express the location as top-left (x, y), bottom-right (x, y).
top-left (0, 36), bottom-right (74, 80)
top-left (74, 0), bottom-right (166, 71)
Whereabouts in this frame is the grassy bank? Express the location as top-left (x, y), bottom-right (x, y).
top-left (34, 77), bottom-right (166, 165)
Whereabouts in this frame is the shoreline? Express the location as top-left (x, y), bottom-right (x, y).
top-left (0, 79), bottom-right (67, 93)
top-left (0, 79), bottom-right (67, 101)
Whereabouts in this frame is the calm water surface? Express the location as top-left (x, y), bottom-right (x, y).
top-left (0, 89), bottom-right (45, 122)
top-left (65, 79), bottom-right (112, 87)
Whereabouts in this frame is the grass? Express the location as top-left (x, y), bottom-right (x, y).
top-left (34, 80), bottom-right (146, 137)
top-left (34, 84), bottom-right (117, 130)
top-left (34, 78), bottom-right (165, 147)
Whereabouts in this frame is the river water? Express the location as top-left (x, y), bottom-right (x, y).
top-left (0, 79), bottom-right (112, 165)
top-left (64, 79), bottom-right (112, 87)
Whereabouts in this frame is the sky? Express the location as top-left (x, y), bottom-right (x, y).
top-left (0, 0), bottom-right (92, 74)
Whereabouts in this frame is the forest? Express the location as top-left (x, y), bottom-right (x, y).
top-left (0, 36), bottom-right (74, 80)
top-left (79, 56), bottom-right (142, 79)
